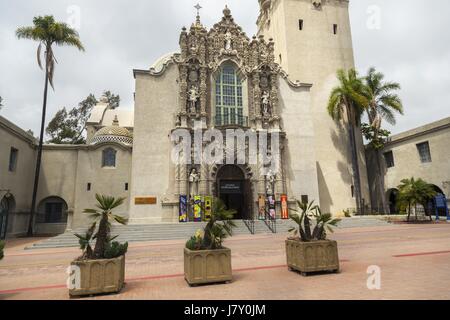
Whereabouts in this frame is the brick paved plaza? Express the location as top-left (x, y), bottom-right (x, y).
top-left (1, 223), bottom-right (450, 300)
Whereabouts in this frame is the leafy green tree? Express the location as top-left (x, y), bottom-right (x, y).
top-left (397, 178), bottom-right (437, 222)
top-left (328, 69), bottom-right (367, 214)
top-left (83, 194), bottom-right (128, 259)
top-left (46, 91), bottom-right (120, 144)
top-left (362, 68), bottom-right (404, 213)
top-left (16, 15), bottom-right (84, 236)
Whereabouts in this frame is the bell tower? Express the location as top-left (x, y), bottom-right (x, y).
top-left (257, 0), bottom-right (370, 214)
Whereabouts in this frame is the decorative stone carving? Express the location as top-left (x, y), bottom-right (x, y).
top-left (261, 91), bottom-right (271, 117)
top-left (188, 86), bottom-right (199, 114)
top-left (312, 0), bottom-right (323, 9)
top-left (189, 168), bottom-right (200, 196)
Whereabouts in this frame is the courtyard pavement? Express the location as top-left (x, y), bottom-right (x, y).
top-left (1, 223), bottom-right (450, 300)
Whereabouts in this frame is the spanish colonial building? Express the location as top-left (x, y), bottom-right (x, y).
top-left (1, 1), bottom-right (375, 237)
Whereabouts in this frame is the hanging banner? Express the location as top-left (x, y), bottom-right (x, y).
top-left (281, 195), bottom-right (289, 220)
top-left (204, 196), bottom-right (212, 221)
top-left (193, 196), bottom-right (203, 222)
top-left (268, 195), bottom-right (276, 220)
top-left (179, 195), bottom-right (188, 223)
top-left (258, 195), bottom-right (266, 220)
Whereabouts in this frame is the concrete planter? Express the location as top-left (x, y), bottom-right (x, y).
top-left (184, 248), bottom-right (232, 286)
top-left (69, 255), bottom-right (125, 297)
top-left (286, 240), bottom-right (339, 276)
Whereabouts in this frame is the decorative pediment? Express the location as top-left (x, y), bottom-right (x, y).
top-left (177, 6), bottom-right (282, 129)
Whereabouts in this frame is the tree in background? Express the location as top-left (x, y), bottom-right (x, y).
top-left (16, 15), bottom-right (84, 236)
top-left (46, 91), bottom-right (120, 144)
top-left (362, 67), bottom-right (403, 213)
top-left (397, 178), bottom-right (437, 222)
top-left (0, 96), bottom-right (3, 110)
top-left (327, 69), bottom-right (367, 215)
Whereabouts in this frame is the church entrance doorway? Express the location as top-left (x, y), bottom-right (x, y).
top-left (216, 165), bottom-right (252, 220)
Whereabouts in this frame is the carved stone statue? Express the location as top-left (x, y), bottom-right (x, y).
top-left (225, 30), bottom-right (232, 51)
top-left (266, 170), bottom-right (276, 195)
top-left (188, 86), bottom-right (199, 113)
top-left (261, 91), bottom-right (271, 116)
top-left (189, 168), bottom-right (200, 196)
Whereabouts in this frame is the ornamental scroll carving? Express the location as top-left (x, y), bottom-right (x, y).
top-left (176, 6), bottom-right (281, 127)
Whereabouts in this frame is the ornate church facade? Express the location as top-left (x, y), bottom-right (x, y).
top-left (128, 1), bottom-right (369, 224)
top-left (1, 0), bottom-right (372, 237)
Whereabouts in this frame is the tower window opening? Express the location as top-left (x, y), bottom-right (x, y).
top-left (299, 19), bottom-right (304, 30)
top-left (333, 24), bottom-right (338, 35)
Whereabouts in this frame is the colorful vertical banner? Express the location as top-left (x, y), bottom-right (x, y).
top-left (193, 196), bottom-right (203, 222)
top-left (268, 195), bottom-right (276, 220)
top-left (179, 195), bottom-right (188, 223)
top-left (258, 195), bottom-right (266, 220)
top-left (204, 196), bottom-right (212, 221)
top-left (281, 195), bottom-right (289, 220)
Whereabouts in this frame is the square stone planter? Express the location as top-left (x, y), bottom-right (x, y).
top-left (184, 248), bottom-right (232, 286)
top-left (69, 255), bottom-right (125, 297)
top-left (286, 240), bottom-right (339, 276)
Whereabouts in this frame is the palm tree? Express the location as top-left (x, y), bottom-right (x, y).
top-left (328, 69), bottom-right (368, 215)
top-left (364, 67), bottom-right (403, 137)
top-left (397, 178), bottom-right (437, 222)
top-left (16, 16), bottom-right (84, 236)
top-left (202, 198), bottom-right (236, 250)
top-left (363, 67), bottom-right (404, 213)
top-left (83, 195), bottom-right (128, 259)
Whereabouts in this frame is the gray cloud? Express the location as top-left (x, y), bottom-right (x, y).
top-left (0, 0), bottom-right (449, 135)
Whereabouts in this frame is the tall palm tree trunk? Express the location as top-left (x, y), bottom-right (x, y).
top-left (348, 124), bottom-right (363, 215)
top-left (375, 149), bottom-right (388, 213)
top-left (94, 214), bottom-right (110, 258)
top-left (27, 63), bottom-right (49, 236)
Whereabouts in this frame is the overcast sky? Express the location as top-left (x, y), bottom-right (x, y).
top-left (0, 0), bottom-right (449, 136)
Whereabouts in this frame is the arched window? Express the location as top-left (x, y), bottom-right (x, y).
top-left (215, 64), bottom-right (245, 126)
top-left (102, 148), bottom-right (117, 168)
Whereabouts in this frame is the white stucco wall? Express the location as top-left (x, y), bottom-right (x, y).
top-left (129, 64), bottom-right (180, 224)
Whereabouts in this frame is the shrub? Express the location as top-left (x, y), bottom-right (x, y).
top-left (289, 200), bottom-right (341, 242)
top-left (104, 241), bottom-right (128, 259)
top-left (185, 198), bottom-right (236, 251)
top-left (75, 194), bottom-right (128, 260)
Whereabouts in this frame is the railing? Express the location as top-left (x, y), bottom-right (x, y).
top-left (264, 212), bottom-right (277, 234)
top-left (214, 115), bottom-right (249, 127)
top-left (243, 219), bottom-right (255, 235)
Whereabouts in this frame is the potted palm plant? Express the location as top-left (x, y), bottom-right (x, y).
top-left (69, 194), bottom-right (128, 297)
top-left (286, 200), bottom-right (341, 276)
top-left (184, 198), bottom-right (236, 286)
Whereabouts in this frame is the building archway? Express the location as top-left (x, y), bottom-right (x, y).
top-left (0, 194), bottom-right (15, 240)
top-left (214, 165), bottom-right (253, 220)
top-left (428, 185), bottom-right (447, 217)
top-left (387, 189), bottom-right (399, 214)
top-left (37, 196), bottom-right (68, 224)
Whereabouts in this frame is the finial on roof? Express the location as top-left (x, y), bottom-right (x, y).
top-left (113, 115), bottom-right (119, 126)
top-left (193, 3), bottom-right (203, 29)
top-left (99, 94), bottom-right (109, 104)
top-left (223, 5), bottom-right (231, 17)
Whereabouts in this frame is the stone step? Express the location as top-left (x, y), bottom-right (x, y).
top-left (27, 217), bottom-right (391, 249)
